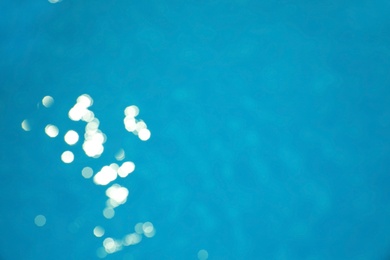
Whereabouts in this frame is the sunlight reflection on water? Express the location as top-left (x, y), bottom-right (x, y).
top-left (22, 94), bottom-right (155, 257)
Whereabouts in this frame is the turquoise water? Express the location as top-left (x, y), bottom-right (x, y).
top-left (1, 0), bottom-right (390, 259)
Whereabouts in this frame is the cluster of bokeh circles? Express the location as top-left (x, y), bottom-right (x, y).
top-left (22, 94), bottom-right (155, 258)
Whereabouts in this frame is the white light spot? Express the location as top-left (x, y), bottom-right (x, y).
top-left (34, 215), bottom-right (46, 227)
top-left (106, 184), bottom-right (129, 206)
top-left (138, 128), bottom-right (151, 141)
top-left (48, 0), bottom-right (61, 3)
top-left (93, 166), bottom-right (117, 185)
top-left (21, 120), bottom-right (31, 131)
top-left (124, 105), bottom-right (139, 117)
top-left (117, 161), bottom-right (135, 178)
top-left (124, 117), bottom-right (137, 132)
top-left (45, 124), bottom-right (59, 138)
top-left (64, 130), bottom-right (79, 145)
top-left (42, 96), bottom-right (54, 108)
top-left (83, 140), bottom-right (104, 158)
top-left (68, 104), bottom-right (89, 121)
top-left (198, 249), bottom-right (209, 260)
top-left (61, 151), bottom-right (74, 164)
top-left (81, 166), bottom-right (93, 179)
top-left (93, 226), bottom-right (105, 237)
top-left (103, 207), bottom-right (115, 219)
top-left (77, 94), bottom-right (93, 108)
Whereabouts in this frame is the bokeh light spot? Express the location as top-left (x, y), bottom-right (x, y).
top-left (124, 117), bottom-right (137, 132)
top-left (198, 249), bottom-right (209, 260)
top-left (61, 151), bottom-right (74, 163)
top-left (117, 161), bottom-right (135, 178)
top-left (93, 226), bottom-right (105, 237)
top-left (34, 215), bottom-right (46, 227)
top-left (106, 184), bottom-right (129, 207)
top-left (143, 222), bottom-right (156, 238)
top-left (115, 149), bottom-right (125, 161)
top-left (45, 124), bottom-right (59, 138)
top-left (123, 233), bottom-right (142, 246)
top-left (64, 130), bottom-right (79, 145)
top-left (138, 128), bottom-right (151, 141)
top-left (93, 165), bottom-right (117, 185)
top-left (42, 96), bottom-right (54, 108)
top-left (103, 237), bottom-right (122, 254)
top-left (81, 166), bottom-right (93, 179)
top-left (77, 94), bottom-right (93, 108)
top-left (124, 105), bottom-right (139, 117)
top-left (103, 207), bottom-right (115, 219)
top-left (21, 119), bottom-right (31, 131)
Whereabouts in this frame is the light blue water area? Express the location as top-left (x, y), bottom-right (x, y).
top-left (1, 0), bottom-right (390, 259)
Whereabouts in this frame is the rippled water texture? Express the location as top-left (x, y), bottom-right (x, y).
top-left (1, 0), bottom-right (390, 259)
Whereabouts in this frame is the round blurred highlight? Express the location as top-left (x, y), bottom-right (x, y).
top-left (42, 96), bottom-right (54, 108)
top-left (61, 151), bottom-right (74, 163)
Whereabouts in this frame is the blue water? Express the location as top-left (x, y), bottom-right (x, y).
top-left (1, 0), bottom-right (390, 259)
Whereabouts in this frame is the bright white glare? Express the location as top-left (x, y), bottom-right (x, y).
top-left (64, 130), bottom-right (79, 145)
top-left (21, 120), bottom-right (31, 131)
top-left (45, 124), bottom-right (59, 138)
top-left (123, 233), bottom-right (142, 246)
top-left (93, 226), bottom-right (105, 237)
top-left (48, 0), bottom-right (61, 3)
top-left (82, 166), bottom-right (93, 179)
top-left (83, 140), bottom-right (104, 158)
top-left (68, 104), bottom-right (89, 121)
top-left (87, 131), bottom-right (105, 143)
top-left (103, 207), bottom-right (115, 219)
top-left (124, 117), bottom-right (137, 132)
top-left (61, 151), bottom-right (74, 164)
top-left (34, 215), bottom-right (46, 227)
top-left (117, 161), bottom-right (135, 178)
top-left (93, 166), bottom-right (117, 185)
top-left (124, 105), bottom-right (139, 117)
top-left (68, 99), bottom-right (105, 158)
top-left (115, 149), bottom-right (125, 161)
top-left (42, 96), bottom-right (54, 108)
top-left (68, 94), bottom-right (94, 122)
top-left (83, 128), bottom-right (105, 158)
top-left (77, 94), bottom-right (93, 108)
top-left (138, 128), bottom-right (151, 141)
top-left (106, 184), bottom-right (129, 206)
top-left (198, 249), bottom-right (209, 260)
